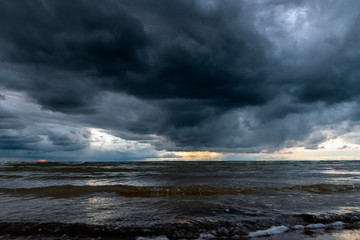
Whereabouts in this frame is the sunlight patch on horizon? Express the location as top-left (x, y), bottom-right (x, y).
top-left (89, 128), bottom-right (360, 161)
top-left (270, 138), bottom-right (360, 160)
top-left (89, 128), bottom-right (153, 152)
top-left (146, 151), bottom-right (224, 161)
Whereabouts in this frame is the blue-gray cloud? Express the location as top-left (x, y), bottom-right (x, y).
top-left (0, 0), bottom-right (360, 158)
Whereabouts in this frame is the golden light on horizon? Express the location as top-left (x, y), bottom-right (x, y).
top-left (269, 138), bottom-right (360, 160)
top-left (318, 138), bottom-right (358, 150)
top-left (147, 151), bottom-right (224, 161)
top-left (146, 137), bottom-right (360, 162)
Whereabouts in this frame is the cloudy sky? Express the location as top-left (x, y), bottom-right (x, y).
top-left (1, 0), bottom-right (360, 161)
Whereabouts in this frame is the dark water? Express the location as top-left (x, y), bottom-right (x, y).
top-left (1, 160), bottom-right (360, 239)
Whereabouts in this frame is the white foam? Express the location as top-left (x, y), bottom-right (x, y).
top-left (331, 221), bottom-right (344, 227)
top-left (248, 225), bottom-right (288, 237)
top-left (305, 223), bottom-right (326, 229)
top-left (292, 225), bottom-right (305, 230)
top-left (196, 233), bottom-right (216, 239)
top-left (136, 236), bottom-right (169, 240)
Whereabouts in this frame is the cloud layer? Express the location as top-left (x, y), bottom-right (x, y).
top-left (1, 0), bottom-right (360, 159)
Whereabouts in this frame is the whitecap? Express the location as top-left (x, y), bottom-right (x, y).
top-left (196, 233), bottom-right (216, 239)
top-left (136, 236), bottom-right (169, 240)
top-left (331, 221), bottom-right (345, 228)
top-left (248, 225), bottom-right (288, 237)
top-left (305, 223), bottom-right (326, 229)
top-left (292, 225), bottom-right (305, 230)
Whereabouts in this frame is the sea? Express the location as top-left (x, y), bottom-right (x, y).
top-left (0, 160), bottom-right (360, 240)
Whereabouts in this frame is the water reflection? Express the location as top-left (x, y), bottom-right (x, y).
top-left (332, 230), bottom-right (360, 240)
top-left (321, 170), bottom-right (360, 175)
top-left (86, 179), bottom-right (113, 186)
top-left (85, 194), bottom-right (115, 224)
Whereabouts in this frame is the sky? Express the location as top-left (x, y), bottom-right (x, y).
top-left (1, 0), bottom-right (360, 161)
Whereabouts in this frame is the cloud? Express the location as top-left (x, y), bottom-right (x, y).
top-left (0, 90), bottom-right (90, 153)
top-left (0, 90), bottom-right (162, 160)
top-left (0, 0), bottom-right (360, 158)
top-left (0, 0), bottom-right (272, 110)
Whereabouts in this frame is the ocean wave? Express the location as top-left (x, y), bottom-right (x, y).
top-left (234, 183), bottom-right (360, 195)
top-left (1, 166), bottom-right (145, 173)
top-left (0, 185), bottom-right (239, 198)
top-left (0, 212), bottom-right (359, 239)
top-left (1, 183), bottom-right (359, 198)
top-left (245, 183), bottom-right (360, 194)
top-left (290, 183), bottom-right (360, 193)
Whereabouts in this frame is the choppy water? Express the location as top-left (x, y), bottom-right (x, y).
top-left (0, 160), bottom-right (360, 239)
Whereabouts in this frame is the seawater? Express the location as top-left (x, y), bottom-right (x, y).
top-left (0, 160), bottom-right (360, 239)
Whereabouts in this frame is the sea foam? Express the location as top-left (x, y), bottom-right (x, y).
top-left (305, 223), bottom-right (326, 229)
top-left (136, 236), bottom-right (169, 240)
top-left (196, 233), bottom-right (216, 239)
top-left (248, 225), bottom-right (288, 237)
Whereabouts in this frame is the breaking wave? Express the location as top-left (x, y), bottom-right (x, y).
top-left (0, 212), bottom-right (360, 239)
top-left (0, 185), bottom-right (238, 198)
top-left (1, 183), bottom-right (359, 198)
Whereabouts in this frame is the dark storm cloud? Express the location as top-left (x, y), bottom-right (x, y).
top-left (290, 13), bottom-right (360, 104)
top-left (1, 0), bottom-right (360, 155)
top-left (0, 0), bottom-right (149, 113)
top-left (0, 113), bottom-right (26, 132)
top-left (0, 121), bottom-right (90, 152)
top-left (0, 1), bottom-right (149, 74)
top-left (0, 110), bottom-right (39, 151)
top-left (0, 94), bottom-right (91, 152)
top-left (0, 0), bottom-right (272, 109)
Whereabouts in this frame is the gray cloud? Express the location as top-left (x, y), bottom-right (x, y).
top-left (0, 93), bottom-right (91, 154)
top-left (0, 0), bottom-right (360, 157)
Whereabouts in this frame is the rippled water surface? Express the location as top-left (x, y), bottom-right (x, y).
top-left (0, 160), bottom-right (360, 239)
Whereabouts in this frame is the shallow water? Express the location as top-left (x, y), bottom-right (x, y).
top-left (0, 160), bottom-right (360, 239)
